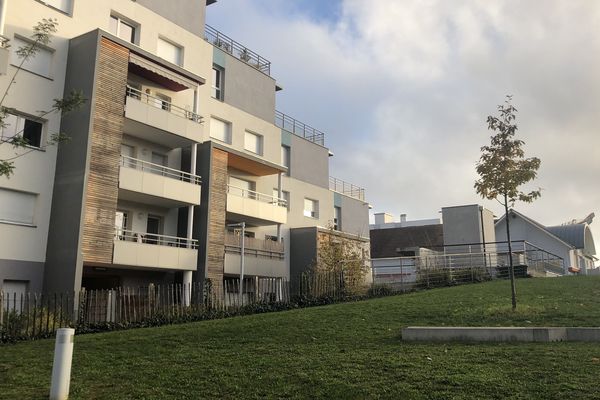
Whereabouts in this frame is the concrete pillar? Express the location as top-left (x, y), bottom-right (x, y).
top-left (183, 270), bottom-right (192, 306)
top-left (49, 328), bottom-right (75, 400)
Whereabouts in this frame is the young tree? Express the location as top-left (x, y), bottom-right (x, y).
top-left (0, 18), bottom-right (85, 178)
top-left (474, 95), bottom-right (541, 310)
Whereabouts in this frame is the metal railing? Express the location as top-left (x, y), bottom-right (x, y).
top-left (275, 110), bottom-right (325, 146)
top-left (204, 25), bottom-right (271, 75)
top-left (115, 229), bottom-right (198, 249)
top-left (329, 177), bottom-right (365, 201)
top-left (227, 184), bottom-right (287, 208)
top-left (224, 231), bottom-right (285, 259)
top-left (125, 86), bottom-right (203, 123)
top-left (120, 155), bottom-right (201, 185)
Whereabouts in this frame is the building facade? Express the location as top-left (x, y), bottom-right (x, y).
top-left (0, 0), bottom-right (370, 296)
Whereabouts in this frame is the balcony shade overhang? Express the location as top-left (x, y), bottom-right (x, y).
top-left (129, 53), bottom-right (196, 92)
top-left (214, 143), bottom-right (286, 176)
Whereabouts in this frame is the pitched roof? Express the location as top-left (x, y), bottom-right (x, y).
top-left (370, 224), bottom-right (444, 258)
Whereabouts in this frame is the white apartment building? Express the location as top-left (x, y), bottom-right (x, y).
top-left (0, 0), bottom-right (370, 296)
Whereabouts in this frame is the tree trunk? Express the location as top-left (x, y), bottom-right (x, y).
top-left (504, 194), bottom-right (517, 310)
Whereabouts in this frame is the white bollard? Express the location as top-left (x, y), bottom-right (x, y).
top-left (49, 328), bottom-right (75, 400)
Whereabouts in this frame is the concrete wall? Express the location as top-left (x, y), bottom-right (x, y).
top-left (0, 260), bottom-right (45, 293)
top-left (289, 227), bottom-right (318, 279)
top-left (135, 0), bottom-right (206, 38)
top-left (442, 205), bottom-right (483, 247)
top-left (287, 131), bottom-right (330, 189)
top-left (340, 194), bottom-right (370, 237)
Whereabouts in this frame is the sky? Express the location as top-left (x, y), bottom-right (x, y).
top-left (206, 1), bottom-right (600, 259)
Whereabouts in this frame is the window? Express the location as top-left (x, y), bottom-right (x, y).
top-left (2, 280), bottom-right (29, 312)
top-left (334, 206), bottom-right (342, 230)
top-left (303, 198), bottom-right (318, 219)
top-left (109, 14), bottom-right (138, 44)
top-left (212, 66), bottom-right (224, 100)
top-left (153, 92), bottom-right (171, 111)
top-left (209, 117), bottom-right (231, 143)
top-left (115, 211), bottom-right (129, 239)
top-left (229, 176), bottom-right (255, 198)
top-left (0, 112), bottom-right (43, 148)
top-left (157, 37), bottom-right (183, 66)
top-left (145, 215), bottom-right (162, 244)
top-left (37, 0), bottom-right (72, 13)
top-left (0, 189), bottom-right (37, 225)
top-left (10, 37), bottom-right (53, 78)
top-left (244, 131), bottom-right (263, 155)
top-left (281, 145), bottom-right (290, 175)
top-left (273, 189), bottom-right (290, 210)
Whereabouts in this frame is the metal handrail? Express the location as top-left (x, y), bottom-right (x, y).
top-left (125, 86), bottom-right (203, 123)
top-left (115, 229), bottom-right (198, 249)
top-left (329, 176), bottom-right (365, 201)
top-left (120, 155), bottom-right (201, 185)
top-left (227, 184), bottom-right (287, 208)
top-left (224, 231), bottom-right (285, 255)
top-left (275, 110), bottom-right (325, 146)
top-left (204, 25), bottom-right (271, 75)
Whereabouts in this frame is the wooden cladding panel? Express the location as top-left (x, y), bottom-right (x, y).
top-left (206, 148), bottom-right (228, 290)
top-left (82, 38), bottom-right (129, 264)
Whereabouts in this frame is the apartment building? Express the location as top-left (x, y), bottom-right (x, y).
top-left (0, 0), bottom-right (370, 296)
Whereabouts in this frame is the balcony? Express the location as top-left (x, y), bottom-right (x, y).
top-left (124, 86), bottom-right (204, 147)
top-left (275, 110), bottom-right (325, 146)
top-left (226, 185), bottom-right (287, 226)
top-left (118, 155), bottom-right (201, 207)
top-left (224, 232), bottom-right (285, 278)
top-left (205, 25), bottom-right (271, 75)
top-left (329, 177), bottom-right (365, 201)
top-left (113, 230), bottom-right (198, 271)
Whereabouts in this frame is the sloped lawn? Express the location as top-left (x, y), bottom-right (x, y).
top-left (1, 276), bottom-right (600, 399)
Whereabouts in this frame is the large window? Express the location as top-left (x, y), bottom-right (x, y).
top-left (212, 66), bottom-right (224, 100)
top-left (209, 117), bottom-right (232, 143)
top-left (37, 0), bottom-right (72, 14)
top-left (109, 14), bottom-right (138, 44)
top-left (244, 131), bottom-right (263, 155)
top-left (334, 206), bottom-right (342, 230)
top-left (281, 145), bottom-right (290, 175)
top-left (303, 198), bottom-right (318, 219)
top-left (0, 112), bottom-right (43, 148)
top-left (229, 176), bottom-right (255, 198)
top-left (157, 37), bottom-right (183, 66)
top-left (0, 189), bottom-right (37, 225)
top-left (10, 36), bottom-right (53, 78)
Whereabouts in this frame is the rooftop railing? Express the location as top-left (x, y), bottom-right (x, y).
top-left (275, 110), bottom-right (325, 146)
top-left (204, 25), bottom-right (271, 75)
top-left (329, 177), bottom-right (365, 201)
top-left (227, 184), bottom-right (287, 208)
top-left (120, 155), bottom-right (202, 185)
top-left (115, 229), bottom-right (198, 249)
top-left (125, 86), bottom-right (203, 123)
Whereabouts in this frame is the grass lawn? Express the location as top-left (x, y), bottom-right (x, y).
top-left (1, 276), bottom-right (600, 399)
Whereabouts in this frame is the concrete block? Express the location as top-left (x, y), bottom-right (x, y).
top-left (402, 327), bottom-right (570, 342)
top-left (566, 328), bottom-right (600, 342)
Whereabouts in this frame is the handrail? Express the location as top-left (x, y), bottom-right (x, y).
top-left (125, 86), bottom-right (203, 123)
top-left (227, 184), bottom-right (287, 208)
top-left (204, 25), bottom-right (271, 75)
top-left (275, 110), bottom-right (325, 146)
top-left (224, 231), bottom-right (284, 254)
top-left (120, 155), bottom-right (201, 185)
top-left (329, 176), bottom-right (365, 201)
top-left (115, 229), bottom-right (198, 249)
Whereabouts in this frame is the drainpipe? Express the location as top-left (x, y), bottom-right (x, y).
top-left (277, 172), bottom-right (283, 241)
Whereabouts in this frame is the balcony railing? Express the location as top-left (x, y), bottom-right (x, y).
top-left (275, 110), bottom-right (325, 146)
top-left (227, 184), bottom-right (287, 208)
top-left (125, 86), bottom-right (203, 123)
top-left (204, 25), bottom-right (271, 75)
top-left (329, 177), bottom-right (365, 201)
top-left (224, 231), bottom-right (284, 259)
top-left (115, 229), bottom-right (198, 249)
top-left (120, 155), bottom-right (201, 185)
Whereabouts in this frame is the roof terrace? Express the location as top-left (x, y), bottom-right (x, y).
top-left (275, 110), bottom-right (325, 146)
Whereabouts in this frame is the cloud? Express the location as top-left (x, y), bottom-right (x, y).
top-left (206, 1), bottom-right (600, 260)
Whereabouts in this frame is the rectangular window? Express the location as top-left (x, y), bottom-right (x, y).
top-left (38, 0), bottom-right (72, 13)
top-left (303, 198), bottom-right (318, 219)
top-left (115, 210), bottom-right (129, 239)
top-left (10, 37), bottom-right (53, 78)
top-left (153, 92), bottom-right (171, 111)
top-left (229, 176), bottom-right (255, 198)
top-left (209, 117), bottom-right (231, 143)
top-left (109, 14), bottom-right (138, 44)
top-left (244, 131), bottom-right (263, 155)
top-left (2, 280), bottom-right (29, 312)
top-left (0, 112), bottom-right (43, 148)
top-left (157, 37), bottom-right (183, 66)
top-left (212, 66), bottom-right (224, 100)
top-left (281, 145), bottom-right (290, 175)
top-left (334, 206), bottom-right (342, 230)
top-left (145, 215), bottom-right (162, 244)
top-left (0, 189), bottom-right (37, 225)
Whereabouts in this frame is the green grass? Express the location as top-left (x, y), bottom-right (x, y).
top-left (2, 277), bottom-right (600, 399)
